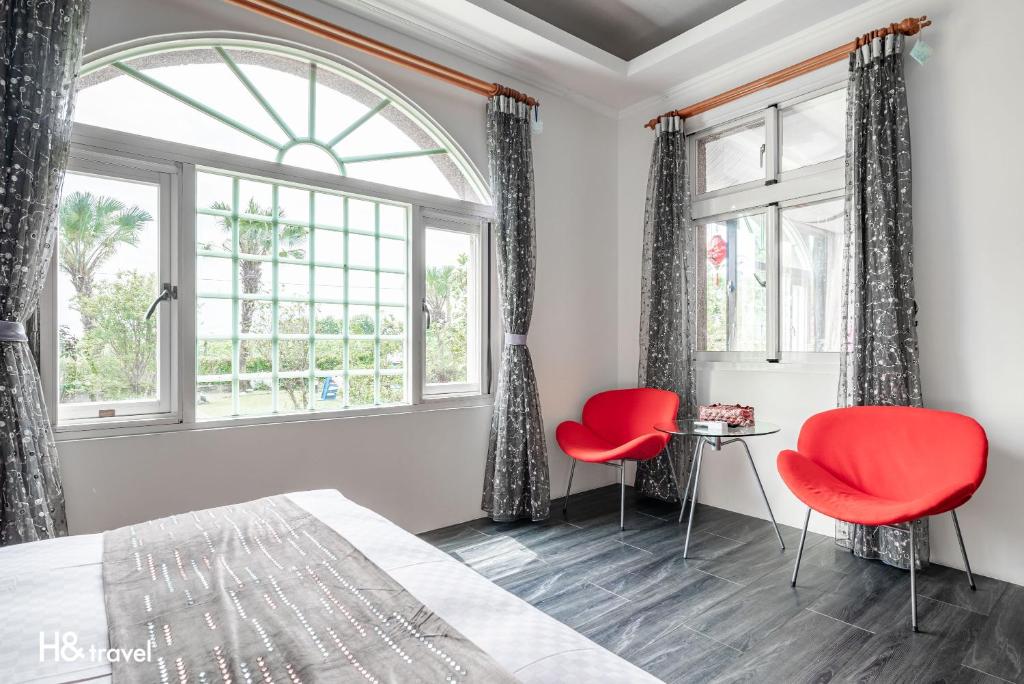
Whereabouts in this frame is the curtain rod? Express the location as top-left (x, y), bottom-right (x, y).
top-left (644, 15), bottom-right (931, 129)
top-left (223, 0), bottom-right (539, 106)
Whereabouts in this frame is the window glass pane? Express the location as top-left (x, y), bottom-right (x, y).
top-left (238, 378), bottom-right (273, 416)
top-left (781, 90), bottom-right (847, 172)
top-left (75, 45), bottom-right (484, 202)
top-left (197, 298), bottom-right (233, 338)
top-left (315, 305), bottom-right (345, 335)
top-left (57, 171), bottom-right (161, 415)
top-left (240, 300), bottom-right (272, 335)
top-left (195, 171), bottom-right (409, 419)
top-left (696, 119), bottom-right (766, 194)
top-left (698, 213), bottom-right (767, 352)
top-left (197, 256), bottom-right (232, 296)
top-left (196, 381), bottom-right (232, 421)
top-left (314, 228), bottom-right (344, 264)
top-left (781, 199), bottom-right (844, 352)
top-left (424, 226), bottom-right (478, 389)
top-left (278, 303), bottom-right (310, 334)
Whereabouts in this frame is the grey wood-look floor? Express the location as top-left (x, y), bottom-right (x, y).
top-left (419, 485), bottom-right (1023, 684)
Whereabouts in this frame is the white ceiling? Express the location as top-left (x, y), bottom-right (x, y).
top-left (318, 0), bottom-right (883, 114)
top-left (502, 0), bottom-right (747, 60)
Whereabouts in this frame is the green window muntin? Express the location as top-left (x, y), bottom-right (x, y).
top-left (195, 170), bottom-right (408, 420)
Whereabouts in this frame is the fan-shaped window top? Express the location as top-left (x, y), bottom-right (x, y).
top-left (75, 41), bottom-right (488, 203)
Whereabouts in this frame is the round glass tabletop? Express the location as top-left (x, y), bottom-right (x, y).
top-left (653, 420), bottom-right (781, 438)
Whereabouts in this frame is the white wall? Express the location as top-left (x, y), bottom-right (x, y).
top-left (60, 0), bottom-right (1024, 587)
top-left (58, 0), bottom-right (620, 535)
top-left (616, 0), bottom-right (1024, 585)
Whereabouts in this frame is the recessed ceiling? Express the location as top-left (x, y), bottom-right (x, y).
top-left (501, 0), bottom-right (748, 60)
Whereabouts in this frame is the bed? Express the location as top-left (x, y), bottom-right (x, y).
top-left (1, 489), bottom-right (658, 683)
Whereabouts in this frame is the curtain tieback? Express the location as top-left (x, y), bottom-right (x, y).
top-left (0, 321), bottom-right (27, 342)
top-left (504, 333), bottom-right (527, 346)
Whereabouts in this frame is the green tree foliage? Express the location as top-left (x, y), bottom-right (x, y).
top-left (60, 272), bottom-right (157, 402)
top-left (426, 253), bottom-right (469, 384)
top-left (59, 191), bottom-right (152, 330)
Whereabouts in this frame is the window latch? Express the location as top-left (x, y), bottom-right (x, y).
top-left (422, 298), bottom-right (431, 330)
top-left (145, 283), bottom-right (178, 321)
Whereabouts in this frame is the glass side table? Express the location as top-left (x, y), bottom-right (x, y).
top-left (654, 420), bottom-right (784, 558)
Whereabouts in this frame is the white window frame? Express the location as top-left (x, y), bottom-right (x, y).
top-left (40, 153), bottom-right (181, 427)
top-left (418, 210), bottom-right (489, 398)
top-left (689, 83), bottom-right (846, 365)
top-left (41, 122), bottom-right (494, 438)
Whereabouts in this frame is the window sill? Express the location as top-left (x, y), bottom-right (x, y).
top-left (696, 357), bottom-right (839, 375)
top-left (53, 393), bottom-right (494, 442)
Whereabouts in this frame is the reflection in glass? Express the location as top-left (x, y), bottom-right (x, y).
top-left (698, 213), bottom-right (767, 352)
top-left (781, 90), bottom-right (847, 172)
top-left (781, 199), bottom-right (844, 352)
top-left (696, 119), bottom-right (766, 194)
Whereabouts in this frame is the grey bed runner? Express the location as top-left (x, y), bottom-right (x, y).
top-left (102, 496), bottom-right (517, 683)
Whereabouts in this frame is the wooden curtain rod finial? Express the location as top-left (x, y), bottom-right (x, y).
top-left (644, 15), bottom-right (934, 129)
top-left (490, 83), bottom-right (539, 107)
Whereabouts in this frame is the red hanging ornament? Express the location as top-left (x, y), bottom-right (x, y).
top-left (707, 235), bottom-right (727, 286)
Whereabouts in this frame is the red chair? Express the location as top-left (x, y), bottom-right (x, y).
top-left (556, 388), bottom-right (681, 530)
top-left (779, 406), bottom-right (988, 631)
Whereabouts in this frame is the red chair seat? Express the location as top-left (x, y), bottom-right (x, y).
top-left (556, 420), bottom-right (667, 463)
top-left (556, 388), bottom-right (682, 530)
top-left (777, 449), bottom-right (977, 526)
top-left (779, 406), bottom-right (988, 632)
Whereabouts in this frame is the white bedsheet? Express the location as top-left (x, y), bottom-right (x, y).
top-left (0, 489), bottom-right (658, 683)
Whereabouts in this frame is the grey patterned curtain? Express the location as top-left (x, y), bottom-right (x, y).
top-left (481, 95), bottom-right (549, 521)
top-left (1, 0), bottom-right (90, 545)
top-left (635, 115), bottom-right (696, 501)
top-left (836, 33), bottom-right (927, 569)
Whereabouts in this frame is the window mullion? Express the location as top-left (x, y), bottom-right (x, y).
top-left (180, 163), bottom-right (197, 424)
top-left (342, 198), bottom-right (351, 407)
top-left (410, 207), bottom-right (425, 405)
top-left (765, 105), bottom-right (779, 184)
top-left (231, 177), bottom-right (241, 416)
top-left (766, 204), bottom-right (781, 362)
top-left (271, 185), bottom-right (281, 413)
top-left (373, 202), bottom-right (381, 405)
top-left (308, 190), bottom-right (316, 410)
top-left (726, 218), bottom-right (738, 350)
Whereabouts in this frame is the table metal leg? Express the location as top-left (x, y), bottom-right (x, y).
top-left (738, 438), bottom-right (785, 550)
top-left (678, 437), bottom-right (702, 524)
top-left (682, 439), bottom-right (706, 558)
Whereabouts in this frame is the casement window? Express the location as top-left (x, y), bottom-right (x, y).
top-left (40, 39), bottom-right (492, 432)
top-left (691, 85), bottom-right (846, 362)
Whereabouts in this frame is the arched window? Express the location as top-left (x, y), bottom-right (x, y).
top-left (75, 40), bottom-right (488, 203)
top-left (45, 37), bottom-right (491, 430)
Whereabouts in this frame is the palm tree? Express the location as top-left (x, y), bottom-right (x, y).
top-left (425, 253), bottom-right (469, 383)
top-left (59, 192), bottom-right (153, 330)
top-left (210, 199), bottom-right (306, 384)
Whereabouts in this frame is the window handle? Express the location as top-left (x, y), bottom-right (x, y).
top-left (759, 143), bottom-right (767, 168)
top-left (422, 299), bottom-right (431, 330)
top-left (145, 283), bottom-right (178, 321)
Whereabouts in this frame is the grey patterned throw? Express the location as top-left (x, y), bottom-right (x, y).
top-left (102, 496), bottom-right (516, 683)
